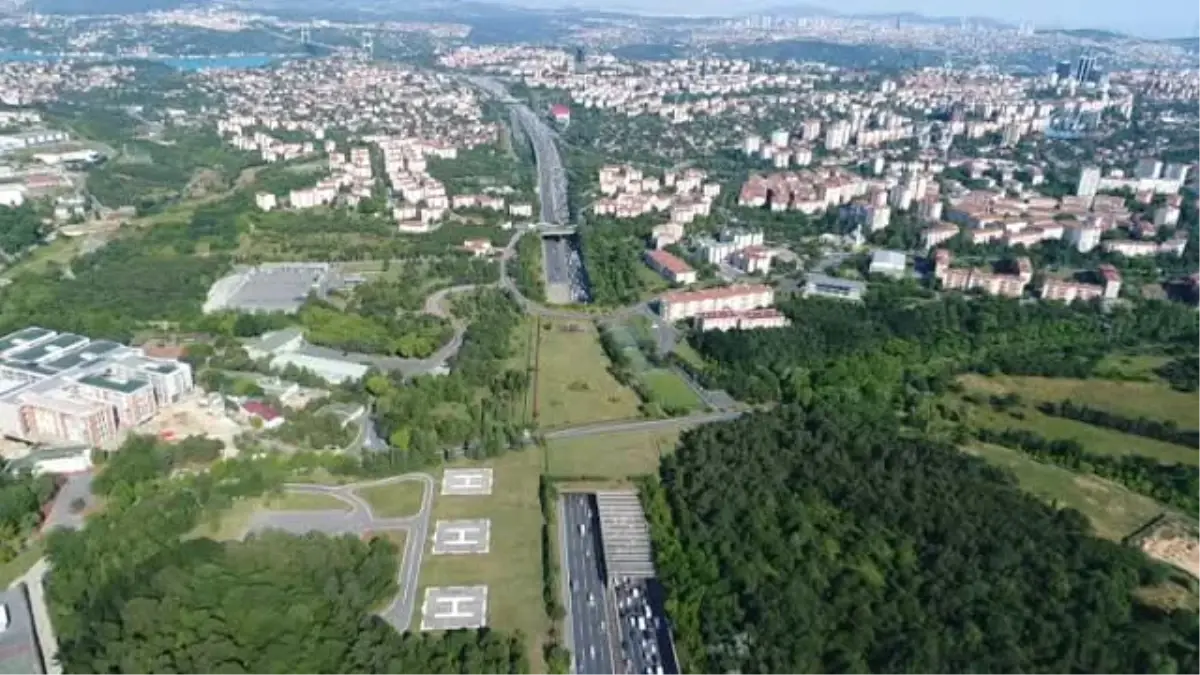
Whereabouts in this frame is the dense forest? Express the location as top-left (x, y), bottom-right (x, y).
top-left (690, 288), bottom-right (1198, 405)
top-left (644, 404), bottom-right (1199, 674)
top-left (364, 288), bottom-right (532, 470)
top-left (0, 203), bottom-right (45, 255)
top-left (577, 217), bottom-right (654, 305)
top-left (512, 234), bottom-right (546, 302)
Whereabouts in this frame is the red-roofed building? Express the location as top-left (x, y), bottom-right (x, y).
top-left (550, 104), bottom-right (570, 124)
top-left (242, 400), bottom-right (285, 429)
top-left (644, 249), bottom-right (697, 285)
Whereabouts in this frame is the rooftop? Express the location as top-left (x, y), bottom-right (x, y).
top-left (661, 284), bottom-right (772, 304)
top-left (76, 374), bottom-right (151, 395)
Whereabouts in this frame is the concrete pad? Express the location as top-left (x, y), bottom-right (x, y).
top-left (441, 468), bottom-right (493, 496)
top-left (431, 519), bottom-right (491, 555)
top-left (420, 586), bottom-right (488, 630)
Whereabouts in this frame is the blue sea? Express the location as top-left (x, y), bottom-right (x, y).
top-left (0, 51), bottom-right (284, 70)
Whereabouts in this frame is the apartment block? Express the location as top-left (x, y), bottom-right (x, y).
top-left (696, 308), bottom-right (790, 332)
top-left (659, 285), bottom-right (774, 322)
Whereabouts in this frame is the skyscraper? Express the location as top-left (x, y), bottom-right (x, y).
top-left (1074, 53), bottom-right (1096, 85)
top-left (1055, 60), bottom-right (1073, 81)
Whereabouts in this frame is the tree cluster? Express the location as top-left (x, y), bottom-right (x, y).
top-left (577, 218), bottom-right (654, 306)
top-left (1155, 355), bottom-right (1199, 392)
top-left (974, 426), bottom-right (1198, 514)
top-left (92, 434), bottom-right (224, 498)
top-left (1036, 399), bottom-right (1198, 449)
top-left (692, 289), bottom-right (1197, 406)
top-left (0, 468), bottom-right (59, 564)
top-left (0, 203), bottom-right (44, 256)
top-left (646, 404), bottom-right (1198, 674)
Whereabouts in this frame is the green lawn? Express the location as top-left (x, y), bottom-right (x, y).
top-left (534, 320), bottom-right (642, 429)
top-left (547, 428), bottom-right (680, 479)
top-left (412, 449), bottom-right (547, 671)
top-left (962, 443), bottom-right (1167, 542)
top-left (1094, 353), bottom-right (1173, 380)
top-left (355, 481), bottom-right (426, 518)
top-left (672, 341), bottom-right (706, 372)
top-left (966, 400), bottom-right (1198, 467)
top-left (0, 542), bottom-right (43, 588)
top-left (959, 373), bottom-right (1198, 429)
top-left (640, 369), bottom-right (704, 411)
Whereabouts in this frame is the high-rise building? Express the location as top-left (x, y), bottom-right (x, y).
top-left (1076, 166), bottom-right (1101, 198)
top-left (1074, 53), bottom-right (1096, 85)
top-left (1055, 60), bottom-right (1073, 81)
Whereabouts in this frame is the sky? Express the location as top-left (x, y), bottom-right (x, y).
top-left (498, 0), bottom-right (1200, 38)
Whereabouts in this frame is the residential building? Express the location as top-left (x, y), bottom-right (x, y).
top-left (643, 249), bottom-right (697, 285)
top-left (1065, 224), bottom-right (1102, 253)
top-left (1133, 158), bottom-right (1163, 180)
top-left (255, 193), bottom-right (277, 211)
top-left (696, 308), bottom-right (790, 332)
top-left (1040, 278), bottom-right (1105, 303)
top-left (922, 222), bottom-right (960, 250)
top-left (732, 246), bottom-right (773, 274)
top-left (659, 285), bottom-right (774, 322)
top-left (1076, 166), bottom-right (1101, 198)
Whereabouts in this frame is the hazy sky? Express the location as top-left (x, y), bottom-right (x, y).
top-left (504, 0), bottom-right (1200, 38)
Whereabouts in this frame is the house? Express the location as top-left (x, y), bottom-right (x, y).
top-left (462, 239), bottom-right (493, 257)
top-left (241, 400), bottom-right (285, 429)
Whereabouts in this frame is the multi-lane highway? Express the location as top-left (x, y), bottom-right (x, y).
top-left (560, 493), bottom-right (616, 674)
top-left (467, 75), bottom-right (569, 226)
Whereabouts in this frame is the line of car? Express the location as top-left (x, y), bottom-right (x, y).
top-left (613, 577), bottom-right (669, 675)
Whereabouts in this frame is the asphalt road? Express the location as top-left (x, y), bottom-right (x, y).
top-left (248, 473), bottom-right (435, 632)
top-left (545, 411), bottom-right (743, 441)
top-left (561, 493), bottom-right (616, 675)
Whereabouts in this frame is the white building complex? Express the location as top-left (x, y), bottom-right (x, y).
top-left (0, 327), bottom-right (194, 447)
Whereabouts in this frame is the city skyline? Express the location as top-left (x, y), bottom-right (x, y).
top-left (482, 0), bottom-right (1200, 39)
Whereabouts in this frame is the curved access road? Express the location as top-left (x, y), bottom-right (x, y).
top-left (248, 472), bottom-right (436, 633)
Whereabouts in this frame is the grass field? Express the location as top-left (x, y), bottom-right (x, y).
top-left (640, 369), bottom-right (703, 411)
top-left (0, 542), bottom-right (44, 588)
top-left (672, 341), bottom-right (706, 372)
top-left (965, 398), bottom-right (1198, 467)
top-left (356, 481), bottom-right (426, 518)
top-left (959, 373), bottom-right (1198, 429)
top-left (534, 320), bottom-right (642, 429)
top-left (962, 443), bottom-right (1167, 541)
top-left (411, 449), bottom-right (547, 670)
top-left (547, 428), bottom-right (680, 479)
top-left (1094, 353), bottom-right (1173, 380)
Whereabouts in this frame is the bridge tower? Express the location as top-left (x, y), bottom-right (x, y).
top-left (300, 25), bottom-right (311, 46)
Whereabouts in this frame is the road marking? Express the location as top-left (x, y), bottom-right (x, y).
top-left (441, 468), bottom-right (493, 496)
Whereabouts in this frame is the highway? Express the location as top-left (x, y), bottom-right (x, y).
top-left (247, 473), bottom-right (435, 632)
top-left (560, 493), bottom-right (616, 675)
top-left (467, 76), bottom-right (569, 226)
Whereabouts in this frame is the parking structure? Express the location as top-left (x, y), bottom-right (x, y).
top-left (441, 468), bottom-right (494, 496)
top-left (420, 586), bottom-right (489, 631)
top-left (431, 519), bottom-right (491, 555)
